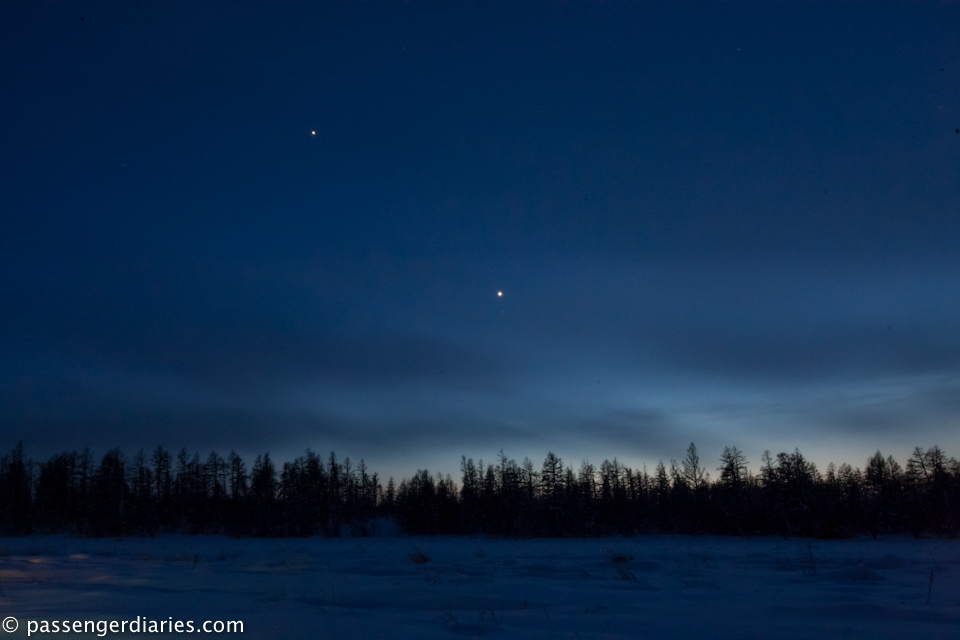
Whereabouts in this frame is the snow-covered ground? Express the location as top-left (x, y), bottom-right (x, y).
top-left (1, 532), bottom-right (958, 639)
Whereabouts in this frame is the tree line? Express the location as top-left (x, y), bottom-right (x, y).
top-left (0, 442), bottom-right (957, 538)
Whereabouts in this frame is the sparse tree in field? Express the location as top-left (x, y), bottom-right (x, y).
top-left (0, 442), bottom-right (32, 535)
top-left (129, 449), bottom-right (153, 532)
top-left (682, 443), bottom-right (707, 491)
top-left (384, 477), bottom-right (396, 511)
top-left (521, 457), bottom-right (537, 501)
top-left (35, 451), bottom-right (76, 533)
top-left (715, 446), bottom-right (749, 533)
top-left (91, 449), bottom-right (127, 536)
top-left (654, 460), bottom-right (669, 504)
top-left (540, 452), bottom-right (563, 498)
top-left (718, 447), bottom-right (748, 490)
top-left (579, 460), bottom-right (596, 501)
top-left (250, 453), bottom-right (277, 536)
top-left (151, 446), bottom-right (171, 528)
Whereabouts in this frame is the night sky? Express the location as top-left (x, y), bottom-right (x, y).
top-left (2, 2), bottom-right (959, 481)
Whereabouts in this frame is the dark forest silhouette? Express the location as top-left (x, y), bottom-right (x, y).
top-left (1, 442), bottom-right (958, 539)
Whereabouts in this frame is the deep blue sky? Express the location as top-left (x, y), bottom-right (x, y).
top-left (2, 2), bottom-right (959, 481)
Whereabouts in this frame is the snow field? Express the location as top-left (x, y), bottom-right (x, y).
top-left (0, 534), bottom-right (958, 639)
